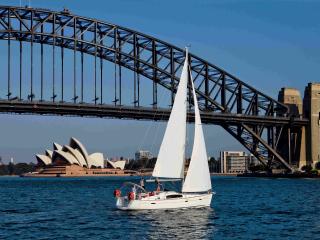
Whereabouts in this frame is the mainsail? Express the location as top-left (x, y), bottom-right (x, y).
top-left (182, 69), bottom-right (212, 192)
top-left (152, 50), bottom-right (189, 179)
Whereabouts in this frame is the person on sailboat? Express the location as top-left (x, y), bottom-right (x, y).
top-left (131, 185), bottom-right (136, 197)
top-left (140, 178), bottom-right (145, 189)
top-left (155, 178), bottom-right (161, 192)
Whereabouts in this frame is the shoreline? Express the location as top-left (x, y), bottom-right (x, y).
top-left (211, 173), bottom-right (238, 176)
top-left (237, 172), bottom-right (320, 178)
top-left (1, 172), bottom-right (319, 179)
top-left (0, 175), bottom-right (19, 177)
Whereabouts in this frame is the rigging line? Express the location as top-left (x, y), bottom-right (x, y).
top-left (149, 122), bottom-right (162, 155)
top-left (137, 84), bottom-right (168, 153)
top-left (149, 90), bottom-right (170, 155)
top-left (136, 116), bottom-right (158, 153)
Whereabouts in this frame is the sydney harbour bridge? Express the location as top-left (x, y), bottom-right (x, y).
top-left (0, 6), bottom-right (309, 172)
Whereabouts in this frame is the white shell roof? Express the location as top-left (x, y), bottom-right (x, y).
top-left (36, 137), bottom-right (107, 169)
top-left (52, 150), bottom-right (81, 166)
top-left (36, 154), bottom-right (52, 165)
top-left (63, 145), bottom-right (88, 167)
top-left (88, 153), bottom-right (104, 168)
top-left (53, 142), bottom-right (63, 151)
top-left (69, 138), bottom-right (89, 162)
top-left (107, 160), bottom-right (126, 170)
top-left (45, 149), bottom-right (53, 158)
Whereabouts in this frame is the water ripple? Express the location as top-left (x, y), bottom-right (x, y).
top-left (0, 176), bottom-right (319, 239)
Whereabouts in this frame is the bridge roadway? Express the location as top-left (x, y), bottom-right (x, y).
top-left (0, 100), bottom-right (309, 127)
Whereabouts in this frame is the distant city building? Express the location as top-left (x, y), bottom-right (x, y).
top-left (135, 150), bottom-right (153, 161)
top-left (220, 151), bottom-right (256, 173)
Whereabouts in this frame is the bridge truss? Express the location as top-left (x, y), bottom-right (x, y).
top-left (0, 6), bottom-right (309, 171)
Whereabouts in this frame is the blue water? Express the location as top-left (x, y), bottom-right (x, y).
top-left (0, 176), bottom-right (319, 240)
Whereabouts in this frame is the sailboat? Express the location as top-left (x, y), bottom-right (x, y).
top-left (115, 48), bottom-right (213, 210)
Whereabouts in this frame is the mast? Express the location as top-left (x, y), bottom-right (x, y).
top-left (181, 47), bottom-right (190, 187)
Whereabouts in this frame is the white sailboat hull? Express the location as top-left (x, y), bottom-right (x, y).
top-left (116, 191), bottom-right (213, 210)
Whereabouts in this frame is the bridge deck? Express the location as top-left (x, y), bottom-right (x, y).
top-left (0, 100), bottom-right (308, 127)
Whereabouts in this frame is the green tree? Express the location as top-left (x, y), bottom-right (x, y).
top-left (301, 165), bottom-right (313, 173)
top-left (8, 162), bottom-right (14, 175)
top-left (0, 165), bottom-right (9, 175)
top-left (13, 163), bottom-right (36, 175)
top-left (249, 163), bottom-right (267, 173)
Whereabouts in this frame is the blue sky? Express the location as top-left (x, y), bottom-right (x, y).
top-left (0, 0), bottom-right (319, 163)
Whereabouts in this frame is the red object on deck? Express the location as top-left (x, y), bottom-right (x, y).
top-left (113, 189), bottom-right (121, 198)
top-left (128, 191), bottom-right (135, 200)
top-left (149, 192), bottom-right (155, 196)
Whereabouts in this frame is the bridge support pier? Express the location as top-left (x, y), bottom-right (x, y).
top-left (278, 88), bottom-right (306, 169)
top-left (279, 84), bottom-right (320, 169)
top-left (303, 83), bottom-right (320, 167)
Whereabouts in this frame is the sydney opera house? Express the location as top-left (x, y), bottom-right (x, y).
top-left (23, 137), bottom-right (135, 177)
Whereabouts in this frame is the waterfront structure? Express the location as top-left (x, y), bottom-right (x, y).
top-left (278, 88), bottom-right (306, 169)
top-left (135, 150), bottom-right (153, 161)
top-left (105, 160), bottom-right (126, 170)
top-left (25, 137), bottom-right (136, 177)
top-left (303, 83), bottom-right (320, 167)
top-left (278, 84), bottom-right (320, 169)
top-left (36, 137), bottom-right (104, 168)
top-left (23, 164), bottom-right (136, 177)
top-left (220, 151), bottom-right (254, 173)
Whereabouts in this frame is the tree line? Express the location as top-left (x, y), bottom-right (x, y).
top-left (0, 162), bottom-right (37, 176)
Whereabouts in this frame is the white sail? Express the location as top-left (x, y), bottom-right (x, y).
top-left (182, 71), bottom-right (212, 192)
top-left (152, 50), bottom-right (189, 179)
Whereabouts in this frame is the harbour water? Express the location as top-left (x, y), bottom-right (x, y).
top-left (1, 176), bottom-right (319, 239)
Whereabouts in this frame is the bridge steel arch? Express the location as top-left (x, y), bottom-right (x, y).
top-left (0, 6), bottom-right (308, 172)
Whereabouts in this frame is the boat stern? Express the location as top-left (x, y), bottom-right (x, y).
top-left (116, 197), bottom-right (130, 210)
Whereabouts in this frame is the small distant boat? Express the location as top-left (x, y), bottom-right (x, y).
top-left (114, 48), bottom-right (213, 210)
